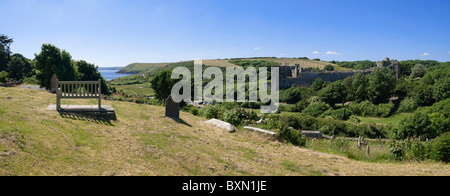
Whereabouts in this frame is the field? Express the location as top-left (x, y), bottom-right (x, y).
top-left (117, 63), bottom-right (171, 74)
top-left (0, 87), bottom-right (449, 176)
top-left (117, 58), bottom-right (352, 75)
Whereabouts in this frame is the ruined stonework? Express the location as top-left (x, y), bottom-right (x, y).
top-left (377, 57), bottom-right (400, 79)
top-left (286, 71), bottom-right (371, 88)
top-left (278, 57), bottom-right (400, 88)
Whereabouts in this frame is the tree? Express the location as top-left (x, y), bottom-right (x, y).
top-left (0, 34), bottom-right (14, 71)
top-left (411, 64), bottom-right (427, 78)
top-left (433, 78), bottom-right (450, 102)
top-left (75, 60), bottom-right (111, 95)
top-left (150, 71), bottom-right (179, 101)
top-left (311, 78), bottom-right (326, 92)
top-left (6, 54), bottom-right (34, 80)
top-left (413, 83), bottom-right (435, 106)
top-left (366, 68), bottom-right (397, 104)
top-left (394, 77), bottom-right (416, 99)
top-left (34, 44), bottom-right (77, 90)
top-left (318, 80), bottom-right (345, 107)
top-left (324, 64), bottom-right (335, 71)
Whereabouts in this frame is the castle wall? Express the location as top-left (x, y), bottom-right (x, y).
top-left (284, 71), bottom-right (371, 88)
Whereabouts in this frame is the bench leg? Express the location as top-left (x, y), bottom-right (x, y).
top-left (56, 90), bottom-right (61, 111)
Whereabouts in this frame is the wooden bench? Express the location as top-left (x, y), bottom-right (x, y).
top-left (56, 80), bottom-right (102, 111)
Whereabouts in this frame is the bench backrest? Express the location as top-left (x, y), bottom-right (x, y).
top-left (57, 80), bottom-right (101, 98)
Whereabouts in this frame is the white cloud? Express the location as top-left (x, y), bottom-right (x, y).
top-left (326, 51), bottom-right (341, 55)
top-left (420, 52), bottom-right (431, 56)
top-left (254, 47), bottom-right (261, 50)
top-left (312, 51), bottom-right (320, 54)
top-left (280, 53), bottom-right (287, 57)
top-left (447, 51), bottom-right (450, 54)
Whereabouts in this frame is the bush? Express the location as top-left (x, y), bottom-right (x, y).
top-left (23, 76), bottom-right (39, 85)
top-left (200, 105), bottom-right (221, 119)
top-left (428, 132), bottom-right (450, 163)
top-left (0, 71), bottom-right (8, 83)
top-left (393, 112), bottom-right (436, 140)
top-left (324, 64), bottom-right (335, 71)
top-left (398, 97), bottom-right (417, 113)
top-left (348, 101), bottom-right (394, 118)
top-left (277, 126), bottom-right (306, 147)
top-left (320, 108), bottom-right (352, 120)
top-left (302, 102), bottom-right (331, 117)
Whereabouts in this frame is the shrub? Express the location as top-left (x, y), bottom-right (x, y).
top-left (277, 126), bottom-right (306, 147)
top-left (23, 76), bottom-right (39, 85)
top-left (324, 64), bottom-right (335, 71)
top-left (428, 133), bottom-right (450, 163)
top-left (348, 101), bottom-right (393, 118)
top-left (397, 97), bottom-right (417, 113)
top-left (302, 102), bottom-right (331, 117)
top-left (393, 112), bottom-right (434, 140)
top-left (320, 108), bottom-right (352, 120)
top-left (390, 141), bottom-right (406, 161)
top-left (0, 71), bottom-right (8, 83)
top-left (200, 105), bottom-right (221, 119)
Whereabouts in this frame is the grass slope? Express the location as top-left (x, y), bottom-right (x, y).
top-left (117, 63), bottom-right (171, 74)
top-left (2, 87), bottom-right (447, 176)
top-left (118, 58), bottom-right (352, 75)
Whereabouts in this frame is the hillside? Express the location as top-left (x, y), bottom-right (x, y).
top-left (117, 58), bottom-right (352, 74)
top-left (0, 87), bottom-right (449, 176)
top-left (116, 63), bottom-right (171, 74)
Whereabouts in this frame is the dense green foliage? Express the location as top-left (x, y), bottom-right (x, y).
top-left (277, 126), bottom-right (306, 147)
top-left (324, 64), bottom-right (335, 71)
top-left (393, 99), bottom-right (450, 140)
top-left (334, 60), bottom-right (376, 70)
top-left (34, 44), bottom-right (77, 90)
top-left (0, 34), bottom-right (13, 72)
top-left (76, 60), bottom-right (111, 95)
top-left (6, 54), bottom-right (34, 80)
top-left (150, 71), bottom-right (179, 101)
top-left (229, 59), bottom-right (279, 68)
top-left (318, 81), bottom-right (345, 107)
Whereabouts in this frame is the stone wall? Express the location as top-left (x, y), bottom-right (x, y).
top-left (284, 71), bottom-right (372, 88)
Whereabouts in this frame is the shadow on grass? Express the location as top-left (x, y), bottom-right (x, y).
top-left (166, 116), bottom-right (192, 127)
top-left (59, 111), bottom-right (117, 126)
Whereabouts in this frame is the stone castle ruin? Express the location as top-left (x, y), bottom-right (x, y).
top-left (377, 57), bottom-right (400, 79)
top-left (279, 57), bottom-right (400, 89)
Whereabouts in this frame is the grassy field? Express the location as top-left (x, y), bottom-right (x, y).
top-left (1, 87), bottom-right (448, 176)
top-left (113, 83), bottom-right (155, 97)
top-left (117, 58), bottom-right (352, 75)
top-left (358, 113), bottom-right (413, 126)
top-left (117, 63), bottom-right (171, 74)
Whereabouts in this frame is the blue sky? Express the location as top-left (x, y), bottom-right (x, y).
top-left (1, 0), bottom-right (450, 67)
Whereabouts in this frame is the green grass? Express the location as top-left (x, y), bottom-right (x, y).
top-left (306, 139), bottom-right (392, 163)
top-left (113, 83), bottom-right (155, 97)
top-left (117, 63), bottom-right (170, 74)
top-left (357, 113), bottom-right (413, 126)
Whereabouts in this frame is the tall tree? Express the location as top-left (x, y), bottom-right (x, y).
top-left (34, 44), bottom-right (77, 90)
top-left (366, 68), bottom-right (397, 104)
top-left (150, 71), bottom-right (179, 101)
top-left (7, 54), bottom-right (34, 80)
top-left (75, 60), bottom-right (109, 95)
top-left (0, 34), bottom-right (14, 71)
top-left (319, 80), bottom-right (345, 107)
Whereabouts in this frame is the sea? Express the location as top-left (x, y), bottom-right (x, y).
top-left (98, 67), bottom-right (133, 81)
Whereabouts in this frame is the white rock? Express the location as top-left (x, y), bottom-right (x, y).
top-left (205, 119), bottom-right (237, 133)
